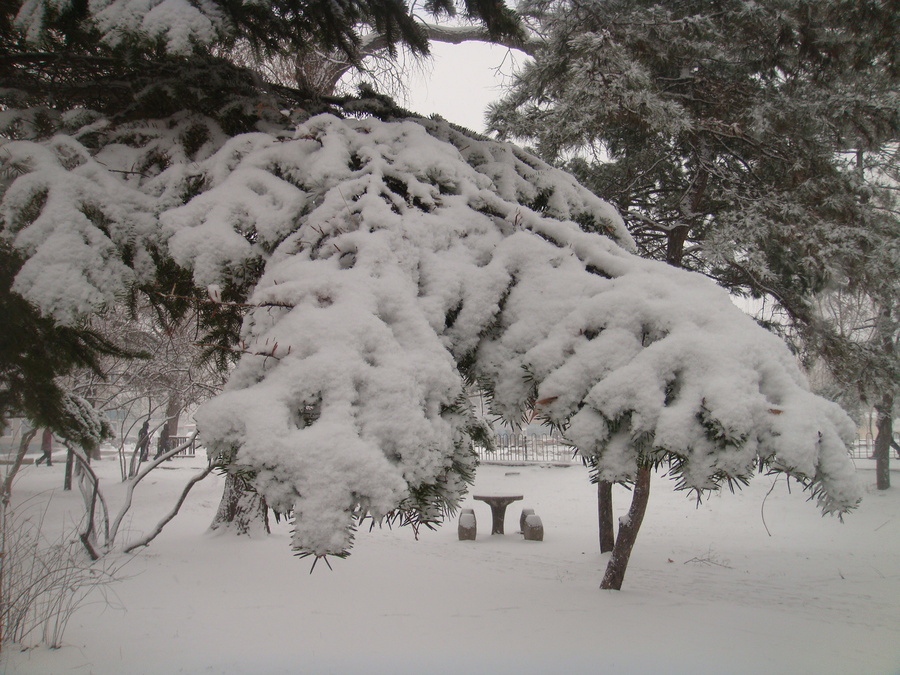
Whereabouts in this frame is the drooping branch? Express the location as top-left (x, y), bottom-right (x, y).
top-left (414, 23), bottom-right (540, 55)
top-left (68, 443), bottom-right (110, 561)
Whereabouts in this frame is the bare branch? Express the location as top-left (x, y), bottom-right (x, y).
top-left (123, 463), bottom-right (214, 553)
top-left (109, 432), bottom-right (199, 548)
top-left (68, 443), bottom-right (110, 560)
top-left (1, 428), bottom-right (37, 509)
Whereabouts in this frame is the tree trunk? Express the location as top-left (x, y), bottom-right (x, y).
top-left (209, 473), bottom-right (270, 536)
top-left (665, 225), bottom-right (690, 267)
top-left (874, 395), bottom-right (893, 490)
top-left (600, 465), bottom-right (651, 590)
top-left (598, 479), bottom-right (614, 553)
top-left (873, 301), bottom-right (894, 491)
top-left (64, 447), bottom-right (75, 491)
top-left (164, 394), bottom-right (182, 437)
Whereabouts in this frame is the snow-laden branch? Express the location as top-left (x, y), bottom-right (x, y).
top-left (2, 111), bottom-right (861, 561)
top-left (307, 22), bottom-right (540, 97)
top-left (360, 23), bottom-right (541, 56)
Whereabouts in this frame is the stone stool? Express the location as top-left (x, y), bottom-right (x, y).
top-left (519, 508), bottom-right (535, 533)
top-left (458, 508), bottom-right (477, 540)
top-left (523, 514), bottom-right (544, 541)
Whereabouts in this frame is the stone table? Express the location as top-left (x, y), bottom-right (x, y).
top-left (473, 495), bottom-right (524, 535)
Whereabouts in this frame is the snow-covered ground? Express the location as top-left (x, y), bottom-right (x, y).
top-left (4, 450), bottom-right (899, 675)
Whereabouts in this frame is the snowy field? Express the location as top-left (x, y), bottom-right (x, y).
top-left (3, 450), bottom-right (899, 675)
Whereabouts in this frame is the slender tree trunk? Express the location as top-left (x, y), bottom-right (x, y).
top-left (598, 480), bottom-right (614, 553)
top-left (600, 465), bottom-right (651, 590)
top-left (874, 395), bottom-right (893, 490)
top-left (64, 447), bottom-right (75, 491)
top-left (873, 301), bottom-right (895, 490)
top-left (209, 473), bottom-right (270, 536)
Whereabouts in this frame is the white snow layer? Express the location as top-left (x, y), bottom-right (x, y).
top-left (15, 0), bottom-right (225, 54)
top-left (1, 112), bottom-right (861, 556)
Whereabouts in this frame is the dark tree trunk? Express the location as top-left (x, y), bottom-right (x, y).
top-left (873, 301), bottom-right (894, 491)
top-left (874, 395), bottom-right (892, 490)
top-left (600, 465), bottom-right (651, 590)
top-left (64, 447), bottom-right (75, 491)
top-left (209, 473), bottom-right (270, 536)
top-left (665, 225), bottom-right (690, 267)
top-left (164, 394), bottom-right (182, 437)
top-left (598, 479), bottom-right (614, 553)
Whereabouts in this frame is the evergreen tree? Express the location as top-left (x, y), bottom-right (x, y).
top-left (0, 0), bottom-right (866, 589)
top-left (0, 0), bottom-right (519, 441)
top-left (0, 240), bottom-right (122, 448)
top-left (488, 0), bottom-right (900, 490)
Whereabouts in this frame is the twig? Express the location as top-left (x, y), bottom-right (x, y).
top-left (683, 546), bottom-right (732, 568)
top-left (760, 474), bottom-right (779, 537)
top-left (68, 444), bottom-right (111, 560)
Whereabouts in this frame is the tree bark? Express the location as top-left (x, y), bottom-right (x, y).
top-left (600, 465), bottom-right (651, 590)
top-left (874, 395), bottom-right (893, 490)
top-left (209, 473), bottom-right (270, 536)
top-left (873, 301), bottom-right (894, 491)
top-left (598, 479), bottom-right (614, 553)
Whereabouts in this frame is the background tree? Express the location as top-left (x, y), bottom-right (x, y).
top-left (487, 0), bottom-right (899, 503)
top-left (70, 299), bottom-right (230, 478)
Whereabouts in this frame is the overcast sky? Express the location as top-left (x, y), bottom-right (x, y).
top-left (403, 41), bottom-right (527, 133)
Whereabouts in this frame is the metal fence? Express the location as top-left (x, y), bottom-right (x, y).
top-left (169, 435), bottom-right (198, 457)
top-left (476, 434), bottom-right (579, 464)
top-left (476, 433), bottom-right (899, 464)
top-left (850, 434), bottom-right (900, 460)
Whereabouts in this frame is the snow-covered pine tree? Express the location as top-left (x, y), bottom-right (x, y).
top-left (1, 0), bottom-right (862, 588)
top-left (488, 0), bottom-right (899, 395)
top-left (0, 0), bottom-right (520, 450)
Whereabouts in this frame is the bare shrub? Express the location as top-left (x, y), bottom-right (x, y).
top-left (1, 500), bottom-right (124, 649)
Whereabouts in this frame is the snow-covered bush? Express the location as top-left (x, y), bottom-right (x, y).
top-left (1, 108), bottom-right (861, 562)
